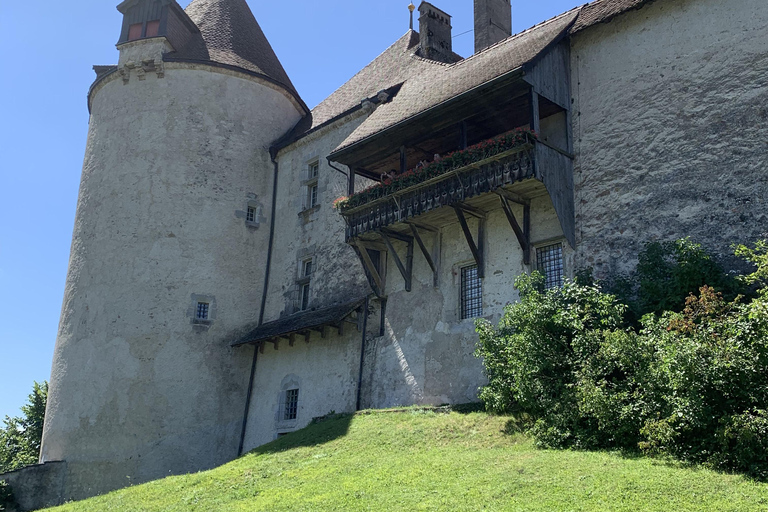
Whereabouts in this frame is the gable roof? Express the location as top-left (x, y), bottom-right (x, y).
top-left (332, 8), bottom-right (579, 156)
top-left (167, 0), bottom-right (301, 101)
top-left (571, 0), bottom-right (655, 33)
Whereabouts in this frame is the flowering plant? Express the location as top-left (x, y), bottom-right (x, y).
top-left (336, 128), bottom-right (536, 212)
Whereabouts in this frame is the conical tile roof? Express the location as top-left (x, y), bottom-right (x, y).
top-left (179, 0), bottom-right (300, 99)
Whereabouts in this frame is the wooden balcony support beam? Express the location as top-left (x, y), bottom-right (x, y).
top-left (348, 168), bottom-right (356, 196)
top-left (454, 205), bottom-right (485, 278)
top-left (409, 223), bottom-right (438, 285)
top-left (353, 240), bottom-right (384, 297)
top-left (288, 333), bottom-right (296, 347)
top-left (496, 192), bottom-right (531, 265)
top-left (399, 145), bottom-right (407, 174)
top-left (454, 202), bottom-right (486, 220)
top-left (298, 331), bottom-right (311, 344)
top-left (494, 187), bottom-right (530, 207)
top-left (379, 230), bottom-right (414, 292)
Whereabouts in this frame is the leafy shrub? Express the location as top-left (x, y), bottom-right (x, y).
top-left (0, 382), bottom-right (47, 474)
top-left (476, 240), bottom-right (768, 478)
top-left (0, 480), bottom-right (15, 512)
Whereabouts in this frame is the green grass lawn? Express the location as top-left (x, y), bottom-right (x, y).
top-left (45, 408), bottom-right (768, 511)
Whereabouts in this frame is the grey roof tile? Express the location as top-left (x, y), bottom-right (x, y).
top-left (571, 0), bottom-right (655, 33)
top-left (334, 9), bottom-right (579, 153)
top-left (168, 0), bottom-right (300, 99)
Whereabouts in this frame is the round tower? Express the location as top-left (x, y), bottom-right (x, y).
top-left (41, 0), bottom-right (306, 500)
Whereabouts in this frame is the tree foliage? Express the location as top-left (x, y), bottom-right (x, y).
top-left (476, 240), bottom-right (768, 479)
top-left (0, 381), bottom-right (47, 474)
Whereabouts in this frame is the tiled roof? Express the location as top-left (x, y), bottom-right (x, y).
top-left (169, 0), bottom-right (300, 99)
top-left (230, 299), bottom-right (366, 347)
top-left (291, 30), bottom-right (448, 139)
top-left (334, 9), bottom-right (580, 154)
top-left (571, 0), bottom-right (655, 33)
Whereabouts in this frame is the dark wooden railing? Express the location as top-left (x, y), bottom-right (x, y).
top-left (342, 144), bottom-right (535, 240)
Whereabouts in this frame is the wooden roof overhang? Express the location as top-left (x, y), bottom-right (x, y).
top-left (328, 68), bottom-right (532, 179)
top-left (231, 299), bottom-right (366, 352)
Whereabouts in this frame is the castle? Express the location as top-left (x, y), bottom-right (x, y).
top-left (3, 0), bottom-right (766, 508)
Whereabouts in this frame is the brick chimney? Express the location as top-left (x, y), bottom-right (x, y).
top-left (474, 0), bottom-right (512, 53)
top-left (418, 2), bottom-right (453, 64)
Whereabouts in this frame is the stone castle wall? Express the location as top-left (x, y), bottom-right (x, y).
top-left (572, 0), bottom-right (768, 277)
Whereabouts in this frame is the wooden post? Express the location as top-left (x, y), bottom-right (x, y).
top-left (523, 203), bottom-right (531, 265)
top-left (409, 223), bottom-right (437, 284)
top-left (288, 333), bottom-right (296, 347)
top-left (459, 120), bottom-right (468, 150)
top-left (454, 205), bottom-right (484, 278)
top-left (399, 146), bottom-right (407, 174)
top-left (354, 241), bottom-right (384, 296)
top-left (530, 89), bottom-right (540, 134)
top-left (380, 230), bottom-right (412, 292)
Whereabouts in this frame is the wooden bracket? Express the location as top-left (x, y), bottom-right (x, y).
top-left (288, 333), bottom-right (296, 347)
top-left (496, 193), bottom-right (531, 265)
top-left (379, 229), bottom-right (414, 292)
top-left (353, 240), bottom-right (384, 297)
top-left (454, 205), bottom-right (485, 278)
top-left (399, 145), bottom-right (407, 174)
top-left (495, 187), bottom-right (530, 207)
top-left (408, 223), bottom-right (438, 286)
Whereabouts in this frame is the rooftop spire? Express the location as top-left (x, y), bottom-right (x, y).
top-left (409, 3), bottom-right (416, 30)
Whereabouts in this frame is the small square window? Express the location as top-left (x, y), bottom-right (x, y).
top-left (246, 207), bottom-right (256, 223)
top-left (128, 23), bottom-right (143, 41)
top-left (145, 20), bottom-right (160, 37)
top-left (284, 389), bottom-right (299, 420)
top-left (196, 302), bottom-right (210, 320)
top-left (536, 243), bottom-right (564, 290)
top-left (460, 265), bottom-right (483, 319)
top-left (308, 162), bottom-right (319, 179)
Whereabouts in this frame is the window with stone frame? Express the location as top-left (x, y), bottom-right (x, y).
top-left (283, 388), bottom-right (299, 420)
top-left (536, 242), bottom-right (564, 290)
top-left (196, 301), bottom-right (210, 320)
top-left (297, 257), bottom-right (313, 311)
top-left (304, 161), bottom-right (319, 210)
top-left (460, 264), bottom-right (483, 319)
top-left (246, 206), bottom-right (256, 223)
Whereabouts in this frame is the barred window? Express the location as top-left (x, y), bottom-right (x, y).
top-left (246, 207), bottom-right (256, 223)
top-left (536, 243), bottom-right (564, 290)
top-left (284, 389), bottom-right (299, 420)
top-left (196, 302), bottom-right (210, 320)
top-left (460, 265), bottom-right (483, 319)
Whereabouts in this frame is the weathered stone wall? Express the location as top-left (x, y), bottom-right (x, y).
top-left (571, 0), bottom-right (768, 277)
top-left (0, 462), bottom-right (66, 511)
top-left (360, 196), bottom-right (568, 408)
top-left (41, 54), bottom-right (303, 501)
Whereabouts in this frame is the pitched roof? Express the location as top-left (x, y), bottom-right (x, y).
top-left (333, 9), bottom-right (579, 155)
top-left (230, 299), bottom-right (366, 347)
top-left (571, 0), bottom-right (655, 33)
top-left (169, 0), bottom-right (300, 100)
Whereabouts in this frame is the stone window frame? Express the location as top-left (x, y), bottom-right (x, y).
top-left (276, 374), bottom-right (301, 431)
top-left (188, 294), bottom-right (217, 329)
top-left (459, 263), bottom-right (483, 320)
top-left (297, 256), bottom-right (314, 312)
top-left (533, 237), bottom-right (566, 290)
top-left (244, 198), bottom-right (262, 228)
top-left (301, 158), bottom-right (321, 213)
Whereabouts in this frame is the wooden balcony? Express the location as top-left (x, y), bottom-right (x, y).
top-left (341, 142), bottom-right (536, 240)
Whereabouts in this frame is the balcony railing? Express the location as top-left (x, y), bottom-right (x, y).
top-left (340, 141), bottom-right (535, 240)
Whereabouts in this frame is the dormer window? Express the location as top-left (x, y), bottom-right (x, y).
top-left (128, 23), bottom-right (143, 41)
top-left (146, 20), bottom-right (160, 38)
top-left (127, 19), bottom-right (161, 42)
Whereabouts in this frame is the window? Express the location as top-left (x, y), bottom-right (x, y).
top-left (307, 184), bottom-right (319, 209)
top-left (284, 389), bottom-right (299, 420)
top-left (145, 20), bottom-right (160, 37)
top-left (536, 243), bottom-right (564, 290)
top-left (304, 161), bottom-right (319, 210)
top-left (308, 161), bottom-right (319, 179)
top-left (460, 264), bottom-right (483, 319)
top-left (128, 23), bottom-right (143, 41)
top-left (246, 207), bottom-right (256, 223)
top-left (196, 302), bottom-right (210, 320)
top-left (298, 258), bottom-right (313, 311)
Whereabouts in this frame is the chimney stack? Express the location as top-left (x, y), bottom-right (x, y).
top-left (474, 0), bottom-right (512, 53)
top-left (418, 2), bottom-right (453, 64)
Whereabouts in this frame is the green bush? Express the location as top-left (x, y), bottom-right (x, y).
top-left (0, 381), bottom-right (47, 474)
top-left (0, 480), bottom-right (15, 512)
top-left (476, 240), bottom-right (768, 478)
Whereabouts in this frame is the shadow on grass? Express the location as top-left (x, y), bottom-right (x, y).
top-left (248, 413), bottom-right (354, 456)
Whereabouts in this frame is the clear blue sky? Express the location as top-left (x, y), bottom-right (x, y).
top-left (0, 0), bottom-right (583, 420)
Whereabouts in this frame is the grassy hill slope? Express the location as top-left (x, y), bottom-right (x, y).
top-left (46, 408), bottom-right (768, 511)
